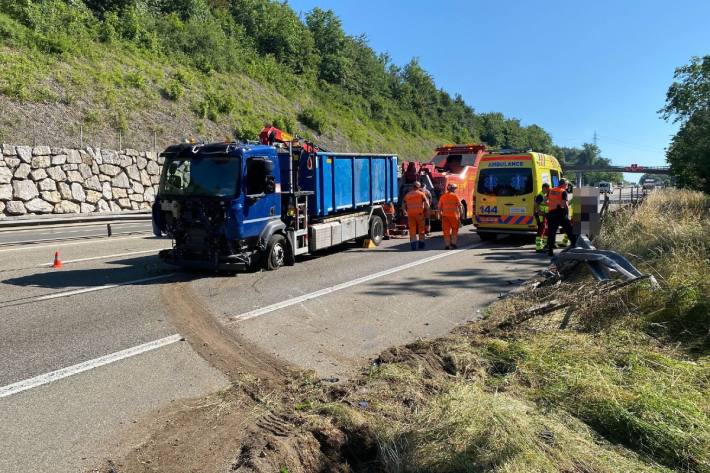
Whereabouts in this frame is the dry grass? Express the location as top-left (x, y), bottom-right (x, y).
top-left (291, 189), bottom-right (710, 473)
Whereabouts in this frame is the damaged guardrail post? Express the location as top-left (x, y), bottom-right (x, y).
top-left (554, 187), bottom-right (659, 288)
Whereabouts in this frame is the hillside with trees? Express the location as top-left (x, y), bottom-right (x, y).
top-left (2, 0), bottom-right (594, 166)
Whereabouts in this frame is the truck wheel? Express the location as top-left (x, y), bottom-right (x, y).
top-left (369, 215), bottom-right (384, 246)
top-left (265, 234), bottom-right (287, 270)
top-left (460, 201), bottom-right (468, 226)
top-left (477, 232), bottom-right (497, 241)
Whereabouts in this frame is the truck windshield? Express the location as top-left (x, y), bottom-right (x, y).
top-left (160, 156), bottom-right (240, 197)
top-left (431, 153), bottom-right (479, 170)
top-left (477, 168), bottom-right (533, 196)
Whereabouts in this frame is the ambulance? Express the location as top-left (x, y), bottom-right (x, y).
top-left (473, 150), bottom-right (563, 240)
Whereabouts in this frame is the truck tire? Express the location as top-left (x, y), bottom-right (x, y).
top-left (477, 232), bottom-right (497, 241)
top-left (369, 215), bottom-right (384, 246)
top-left (265, 234), bottom-right (287, 270)
top-left (460, 201), bottom-right (468, 226)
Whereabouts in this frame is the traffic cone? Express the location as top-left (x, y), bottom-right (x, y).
top-left (361, 239), bottom-right (376, 249)
top-left (52, 251), bottom-right (62, 269)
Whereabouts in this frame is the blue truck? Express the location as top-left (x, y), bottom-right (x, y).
top-left (152, 136), bottom-right (398, 271)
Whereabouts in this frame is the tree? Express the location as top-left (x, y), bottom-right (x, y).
top-left (661, 56), bottom-right (710, 192)
top-left (638, 173), bottom-right (672, 186)
top-left (666, 109), bottom-right (710, 192)
top-left (305, 7), bottom-right (346, 83)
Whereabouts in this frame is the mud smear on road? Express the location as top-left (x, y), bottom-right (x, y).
top-left (162, 282), bottom-right (294, 387)
top-left (96, 282), bottom-right (361, 473)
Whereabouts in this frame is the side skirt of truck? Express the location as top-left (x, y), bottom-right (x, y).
top-left (288, 205), bottom-right (387, 256)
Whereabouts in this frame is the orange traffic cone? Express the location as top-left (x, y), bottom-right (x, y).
top-left (53, 251), bottom-right (62, 269)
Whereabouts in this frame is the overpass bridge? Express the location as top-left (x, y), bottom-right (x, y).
top-left (563, 164), bottom-right (671, 186)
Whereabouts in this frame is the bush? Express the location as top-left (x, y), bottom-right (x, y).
top-left (298, 107), bottom-right (329, 134)
top-left (123, 71), bottom-right (146, 89)
top-left (194, 90), bottom-right (236, 121)
top-left (162, 80), bottom-right (185, 101)
top-left (234, 117), bottom-right (262, 142)
top-left (272, 115), bottom-right (295, 133)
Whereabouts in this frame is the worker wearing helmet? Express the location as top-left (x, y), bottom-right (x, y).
top-left (546, 178), bottom-right (577, 256)
top-left (404, 181), bottom-right (429, 250)
top-left (534, 183), bottom-right (550, 253)
top-left (439, 183), bottom-right (462, 249)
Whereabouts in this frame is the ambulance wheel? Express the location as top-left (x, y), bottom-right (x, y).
top-left (477, 232), bottom-right (497, 241)
top-left (265, 234), bottom-right (287, 270)
top-left (369, 215), bottom-right (384, 246)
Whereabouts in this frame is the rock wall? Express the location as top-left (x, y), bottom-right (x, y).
top-left (0, 144), bottom-right (163, 218)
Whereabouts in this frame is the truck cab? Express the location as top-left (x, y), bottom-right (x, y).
top-left (400, 144), bottom-right (486, 226)
top-left (153, 142), bottom-right (287, 271)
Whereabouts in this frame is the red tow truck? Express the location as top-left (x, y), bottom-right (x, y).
top-left (398, 144), bottom-right (487, 227)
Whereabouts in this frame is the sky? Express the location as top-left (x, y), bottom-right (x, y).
top-left (287, 0), bottom-right (710, 179)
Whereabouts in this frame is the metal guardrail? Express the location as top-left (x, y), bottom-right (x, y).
top-left (0, 211), bottom-right (152, 229)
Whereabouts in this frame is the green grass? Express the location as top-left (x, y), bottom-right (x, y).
top-left (0, 9), bottom-right (459, 159)
top-left (292, 190), bottom-right (709, 472)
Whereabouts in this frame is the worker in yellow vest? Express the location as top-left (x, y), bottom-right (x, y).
top-left (439, 183), bottom-right (462, 249)
top-left (534, 183), bottom-right (550, 252)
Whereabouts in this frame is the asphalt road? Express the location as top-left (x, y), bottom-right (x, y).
top-left (0, 221), bottom-right (551, 472)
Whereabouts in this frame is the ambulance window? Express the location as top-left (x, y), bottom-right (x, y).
top-left (551, 170), bottom-right (560, 187)
top-left (477, 168), bottom-right (533, 196)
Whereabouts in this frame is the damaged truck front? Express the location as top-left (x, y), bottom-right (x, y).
top-left (152, 142), bottom-right (279, 271)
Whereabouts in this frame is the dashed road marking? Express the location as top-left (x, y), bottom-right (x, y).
top-left (228, 242), bottom-right (486, 323)
top-left (0, 273), bottom-right (176, 309)
top-left (0, 334), bottom-right (183, 399)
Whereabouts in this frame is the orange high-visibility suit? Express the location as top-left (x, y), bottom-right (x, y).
top-left (404, 189), bottom-right (428, 241)
top-left (439, 192), bottom-right (461, 242)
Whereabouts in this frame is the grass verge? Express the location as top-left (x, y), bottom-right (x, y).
top-left (287, 190), bottom-right (708, 472)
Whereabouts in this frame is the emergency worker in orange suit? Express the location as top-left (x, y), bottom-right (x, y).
top-left (439, 183), bottom-right (462, 249)
top-left (404, 181), bottom-right (429, 250)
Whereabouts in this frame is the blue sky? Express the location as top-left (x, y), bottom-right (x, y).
top-left (288, 0), bottom-right (709, 175)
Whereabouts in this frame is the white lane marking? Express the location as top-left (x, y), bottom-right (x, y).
top-left (228, 242), bottom-right (486, 323)
top-left (0, 334), bottom-right (183, 399)
top-left (0, 235), bottom-right (155, 253)
top-left (37, 249), bottom-right (167, 267)
top-left (29, 274), bottom-right (176, 303)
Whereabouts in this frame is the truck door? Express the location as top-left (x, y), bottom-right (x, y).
top-left (242, 155), bottom-right (281, 238)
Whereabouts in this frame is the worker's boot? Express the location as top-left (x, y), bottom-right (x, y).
top-left (418, 241), bottom-right (426, 249)
top-left (451, 242), bottom-right (458, 249)
top-left (535, 237), bottom-right (543, 252)
top-left (410, 241), bottom-right (417, 251)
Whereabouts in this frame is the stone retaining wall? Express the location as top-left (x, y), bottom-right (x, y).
top-left (0, 144), bottom-right (163, 218)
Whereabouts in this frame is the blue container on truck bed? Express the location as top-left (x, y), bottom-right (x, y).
top-left (282, 152), bottom-right (398, 217)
